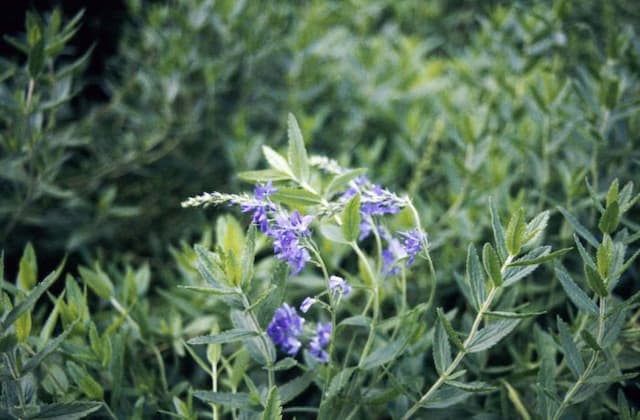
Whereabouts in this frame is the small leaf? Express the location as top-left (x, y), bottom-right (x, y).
top-left (262, 146), bottom-right (293, 177)
top-left (584, 264), bottom-right (608, 297)
top-left (18, 243), bottom-right (37, 291)
top-left (271, 357), bottom-right (297, 371)
top-left (467, 319), bottom-right (520, 353)
top-left (433, 317), bottom-right (452, 375)
top-left (596, 237), bottom-right (612, 281)
top-left (238, 169), bottom-right (291, 182)
top-left (188, 329), bottom-right (259, 345)
top-left (326, 367), bottom-right (356, 398)
top-left (558, 206), bottom-right (599, 248)
top-left (360, 331), bottom-right (410, 369)
top-left (419, 385), bottom-right (471, 408)
top-left (240, 224), bottom-right (256, 287)
top-left (490, 198), bottom-right (508, 260)
top-left (324, 168), bottom-right (367, 199)
top-left (482, 243), bottom-right (502, 287)
top-left (342, 193), bottom-right (361, 242)
top-left (580, 330), bottom-right (603, 352)
top-left (485, 310), bottom-right (546, 319)
top-left (23, 321), bottom-right (76, 373)
top-left (436, 308), bottom-right (464, 352)
top-left (28, 38), bottom-right (46, 79)
top-left (261, 386), bottom-right (282, 420)
top-left (445, 380), bottom-right (496, 392)
top-left (606, 179), bottom-right (619, 207)
top-left (78, 265), bottom-right (114, 300)
top-left (270, 187), bottom-right (322, 206)
top-left (465, 244), bottom-right (486, 310)
top-left (279, 371), bottom-right (314, 404)
top-left (34, 402), bottom-right (103, 420)
top-left (557, 317), bottom-right (584, 379)
top-left (319, 223), bottom-right (349, 244)
top-left (555, 265), bottom-right (598, 314)
top-left (67, 361), bottom-right (103, 400)
top-left (598, 201), bottom-right (620, 234)
top-left (194, 391), bottom-right (260, 411)
top-left (505, 209), bottom-right (526, 256)
top-left (574, 234), bottom-right (596, 270)
top-left (287, 113), bottom-right (310, 183)
top-left (507, 247), bottom-right (572, 267)
top-left (523, 211), bottom-right (550, 246)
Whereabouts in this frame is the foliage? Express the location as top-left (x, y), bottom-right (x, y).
top-left (1, 0), bottom-right (639, 419)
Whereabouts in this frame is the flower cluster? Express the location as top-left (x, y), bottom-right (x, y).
top-left (329, 275), bottom-right (352, 296)
top-left (267, 304), bottom-right (304, 356)
top-left (269, 210), bottom-right (313, 275)
top-left (309, 322), bottom-right (331, 363)
top-left (382, 229), bottom-right (427, 275)
top-left (239, 181), bottom-right (277, 233)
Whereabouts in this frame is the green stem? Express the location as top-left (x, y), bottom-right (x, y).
top-left (402, 255), bottom-right (513, 419)
top-left (351, 241), bottom-right (379, 367)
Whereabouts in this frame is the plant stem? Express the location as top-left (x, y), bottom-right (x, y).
top-left (402, 255), bottom-right (513, 419)
top-left (351, 241), bottom-right (379, 367)
top-left (551, 297), bottom-right (606, 420)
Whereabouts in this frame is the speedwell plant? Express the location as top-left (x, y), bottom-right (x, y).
top-left (180, 114), bottom-right (640, 419)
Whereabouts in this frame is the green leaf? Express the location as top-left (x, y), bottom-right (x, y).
top-left (287, 113), bottom-right (310, 183)
top-left (279, 371), bottom-right (314, 404)
top-left (507, 247), bottom-right (572, 267)
top-left (360, 331), bottom-right (411, 369)
top-left (606, 180), bottom-right (619, 208)
top-left (574, 234), bottom-right (596, 270)
top-left (490, 198), bottom-right (508, 260)
top-left (194, 391), bottom-right (261, 411)
top-left (271, 357), bottom-right (297, 371)
top-left (15, 300), bottom-right (31, 342)
top-left (598, 201), bottom-right (620, 234)
top-left (523, 211), bottom-right (550, 246)
top-left (177, 285), bottom-right (238, 296)
top-left (78, 265), bottom-right (114, 300)
top-left (505, 209), bottom-right (526, 256)
top-left (596, 237), bottom-right (612, 281)
top-left (193, 245), bottom-right (230, 291)
top-left (555, 265), bottom-right (599, 314)
top-left (557, 317), bottom-right (584, 379)
top-left (485, 310), bottom-right (546, 319)
top-left (28, 37), bottom-right (46, 79)
top-left (241, 224), bottom-right (256, 287)
top-left (18, 243), bottom-right (37, 291)
top-left (502, 246), bottom-right (550, 287)
top-left (188, 329), bottom-right (259, 345)
top-left (337, 315), bottom-right (371, 329)
top-left (2, 258), bottom-right (65, 330)
top-left (580, 329), bottom-right (603, 352)
top-left (270, 187), bottom-right (322, 206)
top-left (326, 367), bottom-right (356, 398)
top-left (66, 361), bottom-right (104, 400)
top-left (342, 193), bottom-right (361, 242)
top-left (319, 223), bottom-right (349, 244)
top-left (261, 386), bottom-right (282, 420)
top-left (419, 385), bottom-right (471, 408)
top-left (324, 168), bottom-right (367, 199)
top-left (467, 319), bottom-right (520, 353)
top-left (23, 321), bottom-right (76, 373)
top-left (558, 206), bottom-right (599, 248)
top-left (466, 244), bottom-right (486, 310)
top-left (433, 317), bottom-right (452, 375)
top-left (35, 402), bottom-right (103, 420)
top-left (262, 146), bottom-right (293, 177)
top-left (445, 380), bottom-right (496, 392)
top-left (585, 373), bottom-right (637, 385)
top-left (436, 308), bottom-right (464, 352)
top-left (482, 243), bottom-right (502, 287)
top-left (238, 169), bottom-right (291, 182)
top-left (584, 264), bottom-right (608, 297)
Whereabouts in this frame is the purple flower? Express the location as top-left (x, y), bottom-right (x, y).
top-left (328, 275), bottom-right (351, 296)
top-left (240, 181), bottom-right (277, 234)
top-left (267, 304), bottom-right (304, 356)
top-left (255, 180), bottom-right (277, 200)
top-left (269, 210), bottom-right (313, 275)
top-left (300, 297), bottom-right (315, 313)
top-left (309, 322), bottom-right (332, 363)
top-left (382, 236), bottom-right (406, 275)
top-left (399, 229), bottom-right (426, 265)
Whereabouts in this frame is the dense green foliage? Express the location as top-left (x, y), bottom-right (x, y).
top-left (0, 1), bottom-right (638, 419)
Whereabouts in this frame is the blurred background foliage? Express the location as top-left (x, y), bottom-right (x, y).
top-left (0, 0), bottom-right (638, 417)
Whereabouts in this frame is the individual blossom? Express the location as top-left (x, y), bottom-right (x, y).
top-left (328, 275), bottom-right (351, 296)
top-left (382, 235), bottom-right (406, 275)
top-left (398, 229), bottom-right (427, 265)
top-left (300, 297), bottom-right (316, 313)
top-left (269, 210), bottom-right (313, 275)
top-left (267, 303), bottom-right (304, 356)
top-left (309, 322), bottom-right (332, 363)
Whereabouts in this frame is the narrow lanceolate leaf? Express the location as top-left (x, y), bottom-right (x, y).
top-left (326, 367), bottom-right (356, 398)
top-left (466, 244), bottom-right (486, 310)
top-left (34, 402), bottom-right (103, 420)
top-left (507, 247), bottom-right (572, 267)
top-left (287, 113), bottom-right (310, 183)
top-left (324, 168), bottom-right (367, 199)
top-left (194, 245), bottom-right (229, 291)
top-left (419, 386), bottom-right (471, 408)
top-left (555, 265), bottom-right (598, 314)
top-left (279, 371), bottom-right (314, 404)
top-left (505, 209), bottom-right (526, 256)
top-left (490, 198), bottom-right (508, 260)
top-left (23, 321), bottom-right (76, 373)
top-left (580, 330), bottom-right (603, 352)
top-left (240, 224), bottom-right (256, 287)
top-left (467, 319), bottom-right (520, 353)
top-left (596, 239), bottom-right (612, 281)
top-left (523, 210), bottom-right (549, 246)
top-left (482, 243), bottom-right (502, 287)
top-left (271, 187), bottom-right (322, 206)
top-left (78, 265), bottom-right (114, 300)
top-left (437, 308), bottom-right (464, 352)
top-left (557, 206), bottom-right (599, 248)
top-left (262, 145), bottom-right (293, 177)
top-left (433, 317), bottom-right (452, 375)
top-left (238, 169), bottom-right (291, 182)
top-left (557, 317), bottom-right (584, 379)
top-left (485, 310), bottom-right (546, 319)
top-left (445, 380), bottom-right (496, 392)
top-left (574, 234), bottom-right (596, 269)
top-left (261, 386), bottom-right (282, 420)
top-left (18, 243), bottom-right (37, 290)
top-left (188, 329), bottom-right (259, 345)
top-left (194, 391), bottom-right (260, 411)
top-left (584, 264), bottom-right (608, 297)
top-left (342, 193), bottom-right (361, 242)
top-left (598, 201), bottom-right (619, 234)
top-left (360, 331), bottom-right (411, 369)
top-left (2, 258), bottom-right (65, 330)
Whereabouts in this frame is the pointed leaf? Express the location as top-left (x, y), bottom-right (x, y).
top-left (485, 310), bottom-right (546, 319)
top-left (270, 187), bottom-right (322, 206)
top-left (505, 209), bottom-right (526, 256)
top-left (490, 198), bottom-right (508, 260)
top-left (23, 321), bottom-right (76, 373)
top-left (466, 244), bottom-right (486, 310)
top-left (188, 329), bottom-right (259, 345)
top-left (508, 247), bottom-right (571, 267)
top-left (261, 386), bottom-right (282, 420)
top-left (598, 201), bottom-right (620, 234)
top-left (18, 243), bottom-right (37, 291)
top-left (287, 113), bottom-right (310, 183)
top-left (324, 168), bottom-right (367, 199)
top-left (445, 380), bottom-right (496, 392)
top-left (238, 169), bottom-right (291, 182)
top-left (194, 391), bottom-right (261, 411)
top-left (35, 402), bottom-right (103, 420)
top-left (433, 317), bottom-right (452, 375)
top-left (262, 146), bottom-right (293, 177)
top-left (482, 243), bottom-right (502, 287)
top-left (437, 308), bottom-right (464, 352)
top-left (584, 264), bottom-right (608, 297)
top-left (279, 371), bottom-right (314, 404)
top-left (557, 317), bottom-right (584, 379)
top-left (342, 193), bottom-right (361, 242)
top-left (555, 265), bottom-right (598, 314)
top-left (558, 206), bottom-right (599, 247)
top-left (326, 367), bottom-right (356, 398)
top-left (467, 319), bottom-right (520, 353)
